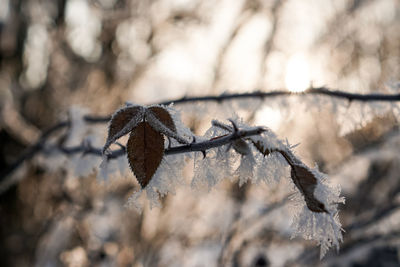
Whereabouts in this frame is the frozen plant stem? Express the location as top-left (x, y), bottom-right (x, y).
top-left (45, 125), bottom-right (267, 159)
top-left (165, 126), bottom-right (266, 155)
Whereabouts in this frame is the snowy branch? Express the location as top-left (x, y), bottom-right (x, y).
top-left (39, 125), bottom-right (267, 159)
top-left (160, 87), bottom-right (400, 106)
top-left (61, 87), bottom-right (400, 124)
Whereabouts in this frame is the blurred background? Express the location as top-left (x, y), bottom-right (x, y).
top-left (0, 0), bottom-right (400, 266)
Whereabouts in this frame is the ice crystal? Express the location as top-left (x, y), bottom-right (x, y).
top-left (165, 104), bottom-right (195, 141)
top-left (192, 145), bottom-right (238, 191)
top-left (65, 107), bottom-right (88, 147)
top-left (126, 152), bottom-right (187, 210)
top-left (104, 106), bottom-right (344, 257)
top-left (191, 123), bottom-right (239, 191)
top-left (145, 105), bottom-right (190, 145)
top-left (254, 153), bottom-right (289, 185)
top-left (289, 166), bottom-right (344, 258)
top-left (235, 153), bottom-right (256, 186)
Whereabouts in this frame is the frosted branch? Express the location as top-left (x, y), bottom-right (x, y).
top-left (32, 126), bottom-right (267, 159)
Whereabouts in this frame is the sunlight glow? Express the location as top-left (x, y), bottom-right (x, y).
top-left (285, 53), bottom-right (311, 92)
top-left (254, 105), bottom-right (283, 131)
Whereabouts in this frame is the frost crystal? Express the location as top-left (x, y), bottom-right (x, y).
top-left (254, 153), bottom-right (289, 185)
top-left (65, 107), bottom-right (88, 146)
top-left (165, 105), bottom-right (193, 141)
top-left (191, 123), bottom-right (239, 191)
top-left (146, 105), bottom-right (190, 144)
top-left (290, 179), bottom-right (344, 259)
top-left (104, 105), bottom-right (344, 258)
top-left (98, 156), bottom-right (110, 181)
top-left (235, 153), bottom-right (256, 186)
top-left (192, 145), bottom-right (238, 191)
top-left (243, 123), bottom-right (344, 257)
top-left (126, 152), bottom-right (187, 210)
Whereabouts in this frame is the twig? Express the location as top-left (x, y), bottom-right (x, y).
top-left (82, 87), bottom-right (400, 124)
top-left (43, 126), bottom-right (267, 159)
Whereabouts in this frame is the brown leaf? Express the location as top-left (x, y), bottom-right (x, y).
top-left (148, 106), bottom-right (176, 133)
top-left (278, 149), bottom-right (327, 213)
top-left (290, 164), bottom-right (327, 213)
top-left (147, 106), bottom-right (189, 144)
top-left (103, 106), bottom-right (143, 153)
top-left (127, 121), bottom-right (165, 188)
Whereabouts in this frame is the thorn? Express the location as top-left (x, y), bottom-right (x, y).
top-left (220, 90), bottom-right (229, 96)
top-left (307, 81), bottom-right (314, 92)
top-left (82, 139), bottom-right (92, 156)
top-left (114, 142), bottom-right (126, 152)
top-left (228, 119), bottom-right (239, 132)
top-left (225, 143), bottom-right (232, 153)
top-left (180, 95), bottom-right (188, 102)
top-left (257, 126), bottom-right (267, 134)
top-left (290, 143), bottom-right (300, 149)
top-left (201, 150), bottom-right (206, 159)
top-left (167, 136), bottom-right (173, 149)
top-left (347, 98), bottom-right (353, 108)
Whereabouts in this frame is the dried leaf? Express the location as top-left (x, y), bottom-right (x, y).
top-left (290, 165), bottom-right (327, 213)
top-left (127, 122), bottom-right (164, 188)
top-left (146, 106), bottom-right (189, 144)
top-left (148, 106), bottom-right (176, 133)
top-left (277, 149), bottom-right (327, 213)
top-left (103, 106), bottom-right (144, 153)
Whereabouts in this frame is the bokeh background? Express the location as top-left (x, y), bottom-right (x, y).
top-left (1, 0), bottom-right (400, 266)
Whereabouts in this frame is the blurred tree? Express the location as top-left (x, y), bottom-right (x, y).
top-left (0, 0), bottom-right (400, 266)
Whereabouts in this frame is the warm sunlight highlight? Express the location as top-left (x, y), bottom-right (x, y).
top-left (285, 53), bottom-right (311, 92)
top-left (254, 106), bottom-right (283, 131)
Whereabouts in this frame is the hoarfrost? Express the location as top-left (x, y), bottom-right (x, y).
top-left (65, 107), bottom-right (88, 147)
top-left (98, 156), bottom-right (120, 181)
top-left (191, 123), bottom-right (239, 191)
top-left (165, 104), bottom-right (194, 141)
top-left (254, 153), bottom-right (289, 184)
top-left (103, 106), bottom-right (345, 257)
top-left (72, 154), bottom-right (101, 178)
top-left (126, 153), bottom-right (187, 210)
top-left (289, 167), bottom-right (344, 259)
top-left (98, 156), bottom-right (110, 181)
top-left (235, 153), bottom-right (256, 186)
top-left (116, 156), bottom-right (129, 177)
top-left (192, 145), bottom-right (237, 191)
top-left (103, 105), bottom-right (144, 153)
top-left (239, 122), bottom-right (344, 257)
top-left (71, 135), bottom-right (103, 177)
top-left (146, 105), bottom-right (190, 144)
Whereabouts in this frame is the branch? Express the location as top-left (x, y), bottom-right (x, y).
top-left (42, 126), bottom-right (267, 160)
top-left (159, 87), bottom-right (400, 106)
top-left (1, 87), bottom-right (399, 187)
top-left (77, 87), bottom-right (400, 124)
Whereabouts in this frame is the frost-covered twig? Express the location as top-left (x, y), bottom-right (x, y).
top-left (166, 126), bottom-right (266, 155)
top-left (39, 125), bottom-right (266, 159)
top-left (160, 87), bottom-right (400, 106)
